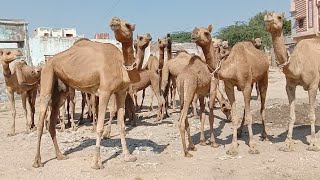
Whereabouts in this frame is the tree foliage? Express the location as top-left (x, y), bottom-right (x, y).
top-left (216, 11), bottom-right (291, 49)
top-left (170, 31), bottom-right (192, 43)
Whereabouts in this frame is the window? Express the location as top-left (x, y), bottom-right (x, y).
top-left (298, 18), bottom-right (305, 28)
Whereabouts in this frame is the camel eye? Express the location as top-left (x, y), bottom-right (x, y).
top-left (139, 36), bottom-right (143, 41)
top-left (7, 52), bottom-right (11, 55)
top-left (204, 32), bottom-right (210, 36)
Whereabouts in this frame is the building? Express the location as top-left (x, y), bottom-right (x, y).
top-left (94, 32), bottom-right (110, 39)
top-left (34, 27), bottom-right (77, 38)
top-left (290, 0), bottom-right (320, 41)
top-left (0, 19), bottom-right (31, 64)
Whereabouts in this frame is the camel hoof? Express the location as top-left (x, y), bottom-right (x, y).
top-left (307, 144), bottom-right (320, 152)
top-left (91, 162), bottom-right (104, 170)
top-left (7, 132), bottom-right (17, 137)
top-left (249, 148), bottom-right (260, 154)
top-left (237, 132), bottom-right (242, 139)
top-left (103, 131), bottom-right (111, 139)
top-left (211, 142), bottom-right (220, 148)
top-left (279, 146), bottom-right (294, 152)
top-left (32, 159), bottom-right (44, 168)
top-left (57, 154), bottom-right (68, 160)
top-left (226, 147), bottom-right (238, 156)
top-left (124, 155), bottom-right (137, 162)
top-left (58, 129), bottom-right (65, 132)
top-left (188, 146), bottom-right (197, 151)
top-left (260, 137), bottom-right (268, 141)
top-left (199, 140), bottom-right (206, 146)
top-left (31, 126), bottom-right (37, 132)
top-left (184, 153), bottom-right (193, 158)
top-left (71, 126), bottom-right (78, 131)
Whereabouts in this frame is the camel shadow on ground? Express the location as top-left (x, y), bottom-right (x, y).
top-left (63, 137), bottom-right (169, 165)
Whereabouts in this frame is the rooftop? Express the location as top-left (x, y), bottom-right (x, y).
top-left (0, 19), bottom-right (28, 25)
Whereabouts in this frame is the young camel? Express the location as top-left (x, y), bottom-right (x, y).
top-left (32, 17), bottom-right (140, 169)
top-left (1, 49), bottom-right (40, 135)
top-left (192, 25), bottom-right (269, 155)
top-left (265, 12), bottom-right (320, 151)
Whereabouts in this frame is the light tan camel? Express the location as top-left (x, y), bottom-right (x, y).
top-left (0, 49), bottom-right (40, 136)
top-left (32, 17), bottom-right (140, 169)
top-left (161, 47), bottom-right (231, 120)
top-left (265, 12), bottom-right (320, 151)
top-left (140, 35), bottom-right (171, 110)
top-left (192, 25), bottom-right (269, 156)
top-left (176, 54), bottom-right (221, 157)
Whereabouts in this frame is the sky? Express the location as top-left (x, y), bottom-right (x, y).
top-left (0, 0), bottom-right (290, 39)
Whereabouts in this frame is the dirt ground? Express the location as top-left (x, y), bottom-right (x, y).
top-left (1, 67), bottom-right (320, 180)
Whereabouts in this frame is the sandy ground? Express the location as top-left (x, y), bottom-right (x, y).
top-left (1, 67), bottom-right (320, 180)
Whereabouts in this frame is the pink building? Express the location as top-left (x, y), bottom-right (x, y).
top-left (291, 0), bottom-right (320, 41)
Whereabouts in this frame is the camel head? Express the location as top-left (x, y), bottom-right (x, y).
top-left (0, 49), bottom-right (22, 64)
top-left (109, 17), bottom-right (135, 43)
top-left (220, 41), bottom-right (229, 49)
top-left (251, 38), bottom-right (262, 49)
top-left (191, 24), bottom-right (213, 47)
top-left (136, 33), bottom-right (152, 49)
top-left (158, 35), bottom-right (171, 49)
top-left (264, 12), bottom-right (285, 33)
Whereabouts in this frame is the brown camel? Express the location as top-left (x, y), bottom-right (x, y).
top-left (176, 54), bottom-right (221, 157)
top-left (32, 17), bottom-right (140, 169)
top-left (1, 49), bottom-right (40, 136)
top-left (265, 12), bottom-right (320, 151)
top-left (161, 46), bottom-right (231, 119)
top-left (140, 34), bottom-right (171, 110)
top-left (192, 24), bottom-right (269, 156)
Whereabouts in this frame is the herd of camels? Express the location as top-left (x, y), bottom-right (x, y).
top-left (1, 11), bottom-right (320, 169)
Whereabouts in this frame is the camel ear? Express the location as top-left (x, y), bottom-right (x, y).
top-left (131, 24), bottom-right (136, 31)
top-left (0, 49), bottom-right (2, 56)
top-left (281, 12), bottom-right (285, 18)
top-left (208, 24), bottom-right (213, 32)
top-left (158, 38), bottom-right (160, 42)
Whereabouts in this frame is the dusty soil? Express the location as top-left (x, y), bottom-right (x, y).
top-left (1, 68), bottom-right (320, 180)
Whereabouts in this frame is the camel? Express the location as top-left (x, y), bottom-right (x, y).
top-left (176, 54), bottom-right (222, 157)
top-left (192, 24), bottom-right (269, 156)
top-left (161, 47), bottom-right (231, 120)
top-left (218, 41), bottom-right (231, 61)
top-left (140, 34), bottom-right (171, 110)
top-left (265, 12), bottom-right (320, 152)
top-left (32, 17), bottom-right (140, 169)
top-left (0, 49), bottom-right (41, 136)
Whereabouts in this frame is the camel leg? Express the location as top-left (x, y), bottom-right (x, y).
top-left (237, 113), bottom-right (245, 138)
top-left (92, 91), bottom-right (111, 169)
top-left (191, 94), bottom-right (198, 118)
top-left (29, 89), bottom-right (37, 130)
top-left (225, 82), bottom-right (239, 156)
top-left (49, 89), bottom-right (67, 161)
top-left (104, 94), bottom-right (116, 139)
top-left (216, 88), bottom-right (231, 120)
top-left (243, 85), bottom-right (259, 154)
top-left (21, 92), bottom-right (30, 133)
top-left (279, 79), bottom-right (296, 152)
top-left (86, 94), bottom-right (92, 120)
top-left (307, 86), bottom-right (320, 151)
top-left (149, 93), bottom-right (154, 111)
top-left (33, 67), bottom-right (56, 168)
top-left (150, 75), bottom-right (165, 122)
top-left (79, 92), bottom-right (86, 125)
top-left (172, 78), bottom-right (177, 112)
top-left (115, 90), bottom-right (137, 162)
top-left (59, 104), bottom-right (66, 132)
top-left (258, 76), bottom-right (268, 141)
top-left (209, 79), bottom-right (220, 148)
top-left (7, 89), bottom-right (16, 136)
top-left (199, 96), bottom-right (206, 145)
top-left (140, 89), bottom-right (145, 110)
top-left (68, 89), bottom-right (76, 131)
top-left (91, 95), bottom-right (97, 132)
top-left (255, 82), bottom-right (260, 100)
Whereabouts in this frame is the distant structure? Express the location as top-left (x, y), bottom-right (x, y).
top-left (94, 32), bottom-right (110, 39)
top-left (0, 19), bottom-right (31, 64)
top-left (34, 27), bottom-right (77, 38)
top-left (290, 0), bottom-right (320, 41)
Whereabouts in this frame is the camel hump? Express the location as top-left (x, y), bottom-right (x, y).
top-left (73, 38), bottom-right (91, 45)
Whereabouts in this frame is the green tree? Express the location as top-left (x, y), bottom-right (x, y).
top-left (216, 11), bottom-right (291, 49)
top-left (170, 31), bottom-right (192, 43)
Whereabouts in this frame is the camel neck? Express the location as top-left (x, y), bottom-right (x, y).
top-left (201, 43), bottom-right (217, 70)
top-left (122, 42), bottom-right (135, 68)
top-left (271, 31), bottom-right (289, 68)
top-left (167, 43), bottom-right (172, 60)
top-left (159, 47), bottom-right (165, 69)
top-left (136, 46), bottom-right (145, 71)
top-left (1, 62), bottom-right (11, 78)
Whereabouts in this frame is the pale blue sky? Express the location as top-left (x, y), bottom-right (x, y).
top-left (1, 0), bottom-right (290, 39)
